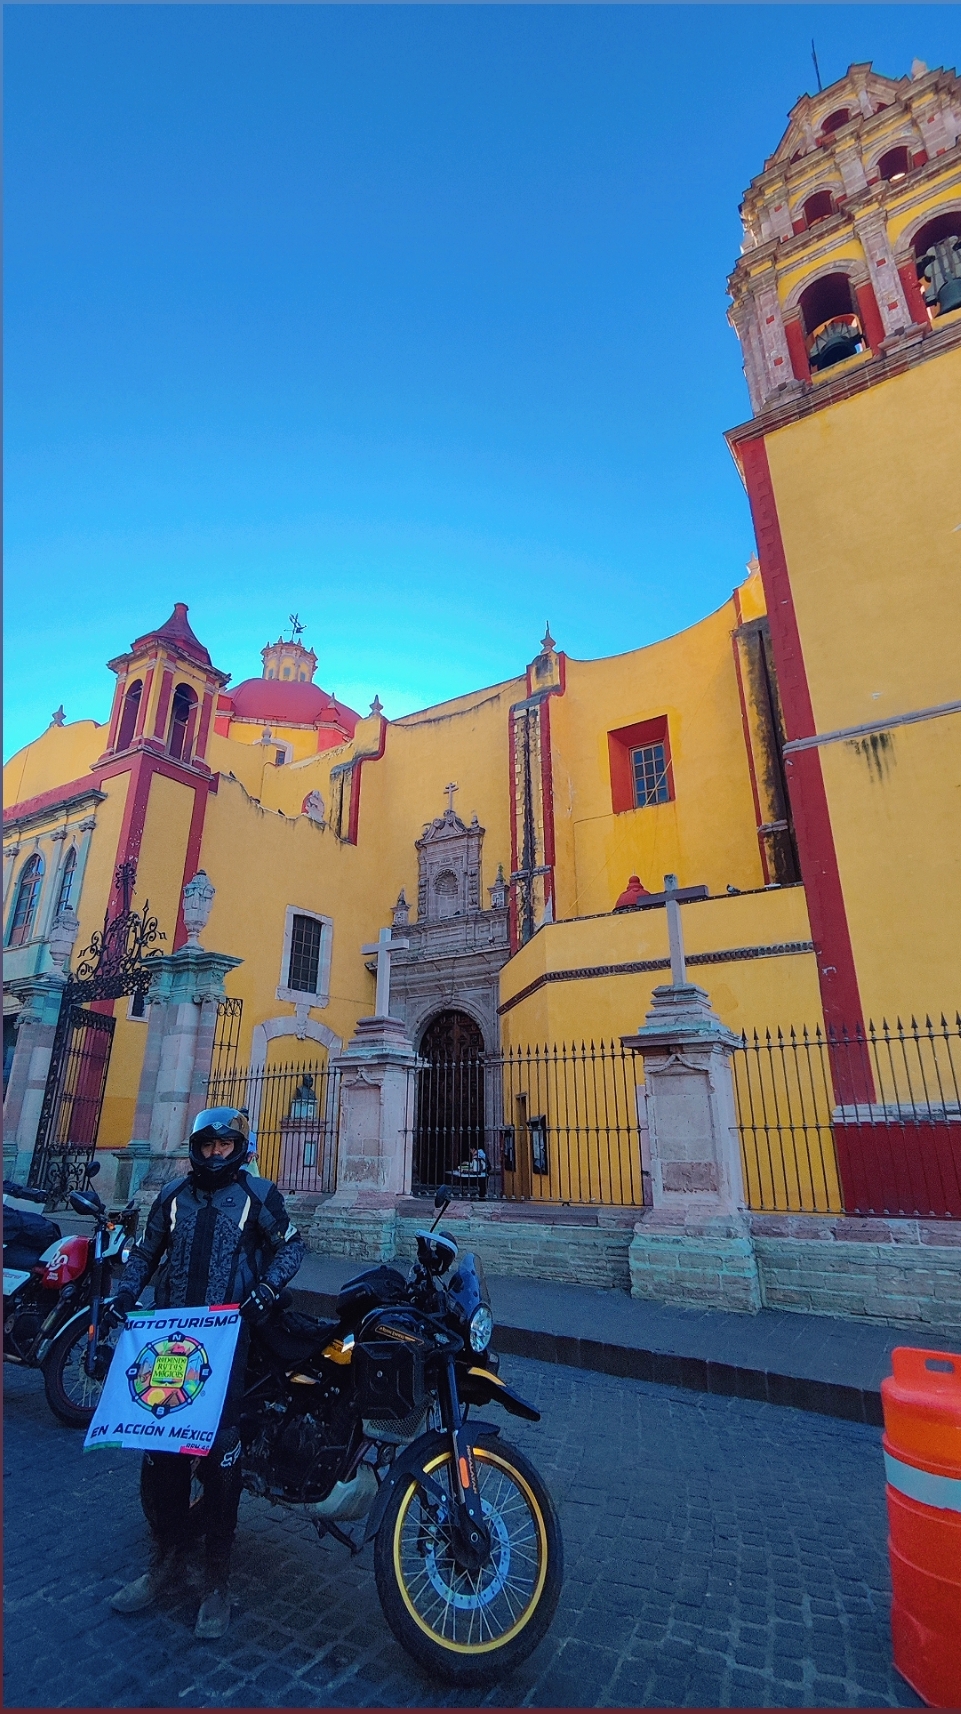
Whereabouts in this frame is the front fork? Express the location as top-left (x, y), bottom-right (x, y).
top-left (439, 1359), bottom-right (491, 1568)
top-left (83, 1228), bottom-right (107, 1379)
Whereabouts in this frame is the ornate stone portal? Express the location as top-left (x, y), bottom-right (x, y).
top-left (382, 792), bottom-right (511, 1053)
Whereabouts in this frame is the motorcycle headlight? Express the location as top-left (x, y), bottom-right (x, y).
top-left (469, 1304), bottom-right (494, 1353)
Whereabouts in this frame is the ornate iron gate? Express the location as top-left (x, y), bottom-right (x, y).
top-left (29, 861), bottom-right (165, 1203)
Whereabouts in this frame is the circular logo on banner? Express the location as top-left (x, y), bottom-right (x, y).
top-left (126, 1336), bottom-right (212, 1417)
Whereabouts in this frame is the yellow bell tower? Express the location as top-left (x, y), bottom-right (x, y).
top-left (726, 60), bottom-right (961, 1031)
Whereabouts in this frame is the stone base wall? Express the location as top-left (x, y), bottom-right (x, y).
top-left (629, 1220), bottom-right (761, 1313)
top-left (306, 1200), bottom-right (961, 1337)
top-left (750, 1214), bottom-right (961, 1340)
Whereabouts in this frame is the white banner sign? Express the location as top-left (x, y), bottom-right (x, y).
top-left (84, 1306), bottom-right (242, 1457)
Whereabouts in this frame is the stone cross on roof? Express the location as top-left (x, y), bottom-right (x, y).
top-left (444, 781), bottom-right (458, 816)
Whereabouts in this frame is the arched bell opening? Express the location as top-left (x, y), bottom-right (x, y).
top-left (913, 211), bottom-right (961, 318)
top-left (802, 189), bottom-right (835, 228)
top-left (167, 682), bottom-right (199, 763)
top-left (116, 679), bottom-right (143, 752)
top-left (413, 1009), bottom-right (486, 1197)
top-left (820, 108), bottom-right (850, 136)
top-left (799, 272), bottom-right (866, 372)
top-left (877, 145), bottom-right (911, 185)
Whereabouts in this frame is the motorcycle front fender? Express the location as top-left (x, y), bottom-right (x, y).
top-left (361, 1422), bottom-right (502, 1546)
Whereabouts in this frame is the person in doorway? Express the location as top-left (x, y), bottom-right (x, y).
top-left (106, 1107), bottom-right (306, 1638)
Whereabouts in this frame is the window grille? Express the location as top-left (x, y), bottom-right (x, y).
top-left (287, 914), bottom-right (323, 994)
top-left (631, 742), bottom-right (671, 808)
top-left (8, 855), bottom-right (44, 947)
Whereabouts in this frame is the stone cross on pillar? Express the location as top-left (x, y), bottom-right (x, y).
top-left (444, 781), bottom-right (459, 816)
top-left (664, 873), bottom-right (686, 986)
top-left (361, 925), bottom-right (410, 1019)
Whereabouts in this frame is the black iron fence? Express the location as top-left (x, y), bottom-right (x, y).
top-left (732, 1015), bottom-right (961, 1218)
top-left (206, 1058), bottom-right (341, 1195)
top-left (413, 1040), bottom-right (646, 1207)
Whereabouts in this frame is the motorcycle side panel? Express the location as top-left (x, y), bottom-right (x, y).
top-left (41, 1234), bottom-right (90, 1286)
top-left (3, 1268), bottom-right (32, 1295)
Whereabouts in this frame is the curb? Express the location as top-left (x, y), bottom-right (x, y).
top-left (289, 1286), bottom-right (884, 1428)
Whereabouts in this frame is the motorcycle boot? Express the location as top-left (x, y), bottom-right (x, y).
top-left (109, 1541), bottom-right (184, 1614)
top-left (194, 1552), bottom-right (232, 1640)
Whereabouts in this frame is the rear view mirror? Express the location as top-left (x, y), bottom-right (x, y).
top-left (87, 1162), bottom-right (101, 1179)
top-left (434, 1188), bottom-right (451, 1210)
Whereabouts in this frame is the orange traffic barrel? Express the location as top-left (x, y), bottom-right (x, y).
top-left (881, 1346), bottom-right (961, 1708)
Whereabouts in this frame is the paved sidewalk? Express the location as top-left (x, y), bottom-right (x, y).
top-left (291, 1252), bottom-right (960, 1427)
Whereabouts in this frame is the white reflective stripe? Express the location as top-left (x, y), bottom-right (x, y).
top-left (169, 1196), bottom-right (178, 1232)
top-left (284, 1225), bottom-right (299, 1243)
top-left (884, 1451), bottom-right (961, 1515)
top-left (237, 1194), bottom-right (252, 1232)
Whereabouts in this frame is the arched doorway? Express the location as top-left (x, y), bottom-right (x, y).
top-left (413, 1010), bottom-right (486, 1196)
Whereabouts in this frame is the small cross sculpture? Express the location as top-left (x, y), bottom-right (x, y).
top-left (664, 873), bottom-right (687, 987)
top-left (361, 925), bottom-right (410, 1018)
top-left (444, 782), bottom-right (459, 816)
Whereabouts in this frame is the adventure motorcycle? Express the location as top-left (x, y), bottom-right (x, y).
top-left (2, 1168), bottom-right (140, 1428)
top-left (141, 1193), bottom-right (563, 1685)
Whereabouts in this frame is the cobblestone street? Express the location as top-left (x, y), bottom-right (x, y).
top-left (4, 1352), bottom-right (920, 1709)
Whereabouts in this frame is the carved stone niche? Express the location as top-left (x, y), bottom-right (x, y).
top-left (385, 805), bottom-right (511, 1053)
top-left (416, 806), bottom-right (483, 922)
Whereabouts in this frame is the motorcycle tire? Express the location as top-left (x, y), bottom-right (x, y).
top-left (139, 1456), bottom-right (207, 1543)
top-left (42, 1320), bottom-right (120, 1429)
top-left (373, 1433), bottom-right (563, 1686)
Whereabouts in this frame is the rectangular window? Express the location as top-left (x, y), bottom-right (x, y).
top-left (608, 716), bottom-right (674, 814)
top-left (632, 742), bottom-right (671, 808)
top-left (287, 913), bottom-right (323, 994)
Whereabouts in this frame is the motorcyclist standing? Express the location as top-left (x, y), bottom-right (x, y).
top-left (106, 1107), bottom-right (306, 1638)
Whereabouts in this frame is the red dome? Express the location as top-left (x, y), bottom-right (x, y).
top-left (225, 678), bottom-right (360, 732)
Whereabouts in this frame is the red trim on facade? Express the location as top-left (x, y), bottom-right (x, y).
top-left (345, 717), bottom-right (387, 845)
top-left (784, 317), bottom-right (812, 383)
top-left (213, 716), bottom-right (231, 738)
top-left (539, 697), bottom-right (556, 918)
top-left (897, 262), bottom-right (930, 327)
top-left (3, 778), bottom-right (105, 827)
top-left (730, 591), bottom-right (771, 885)
top-left (195, 689), bottom-right (214, 762)
top-left (507, 708), bottom-right (520, 953)
top-left (153, 669), bottom-right (174, 741)
top-left (855, 281), bottom-right (886, 354)
top-left (740, 436), bottom-right (867, 1051)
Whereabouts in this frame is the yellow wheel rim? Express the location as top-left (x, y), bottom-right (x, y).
top-left (392, 1446), bottom-right (549, 1655)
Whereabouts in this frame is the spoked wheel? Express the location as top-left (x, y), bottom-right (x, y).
top-left (42, 1320), bottom-right (121, 1428)
top-left (374, 1433), bottom-right (562, 1685)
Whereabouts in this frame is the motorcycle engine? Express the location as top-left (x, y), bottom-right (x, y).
top-left (246, 1393), bottom-right (356, 1504)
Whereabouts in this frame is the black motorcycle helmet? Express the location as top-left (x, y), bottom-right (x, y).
top-left (188, 1107), bottom-right (251, 1191)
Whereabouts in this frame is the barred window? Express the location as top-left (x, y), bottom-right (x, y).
top-left (632, 742), bottom-right (671, 808)
top-left (287, 913), bottom-right (323, 994)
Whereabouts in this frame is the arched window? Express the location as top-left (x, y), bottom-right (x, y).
top-left (913, 211), bottom-right (961, 318)
top-left (7, 854), bottom-right (44, 948)
top-left (802, 190), bottom-right (834, 227)
top-left (877, 146), bottom-right (910, 184)
top-left (282, 666), bottom-right (291, 679)
top-left (116, 679), bottom-right (143, 751)
top-left (799, 272), bottom-right (865, 370)
top-left (55, 847), bottom-right (78, 916)
top-left (821, 109), bottom-right (850, 135)
top-left (167, 683), bottom-right (198, 762)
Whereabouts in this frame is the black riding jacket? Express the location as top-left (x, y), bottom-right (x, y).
top-left (117, 1169), bottom-right (306, 1310)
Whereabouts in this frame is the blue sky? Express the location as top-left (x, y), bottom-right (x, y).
top-left (5, 5), bottom-right (957, 760)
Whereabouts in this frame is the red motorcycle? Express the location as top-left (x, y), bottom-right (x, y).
top-left (3, 1167), bottom-right (138, 1427)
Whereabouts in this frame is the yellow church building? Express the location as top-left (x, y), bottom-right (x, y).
top-left (4, 60), bottom-right (960, 1241)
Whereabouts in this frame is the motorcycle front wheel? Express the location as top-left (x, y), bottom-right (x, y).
top-left (373, 1434), bottom-right (562, 1685)
top-left (42, 1320), bottom-right (120, 1428)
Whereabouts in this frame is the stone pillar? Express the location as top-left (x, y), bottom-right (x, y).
top-left (313, 1016), bottom-right (418, 1260)
top-left (623, 984), bottom-right (761, 1312)
top-left (113, 947), bottom-right (242, 1202)
top-left (2, 975), bottom-right (67, 1182)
